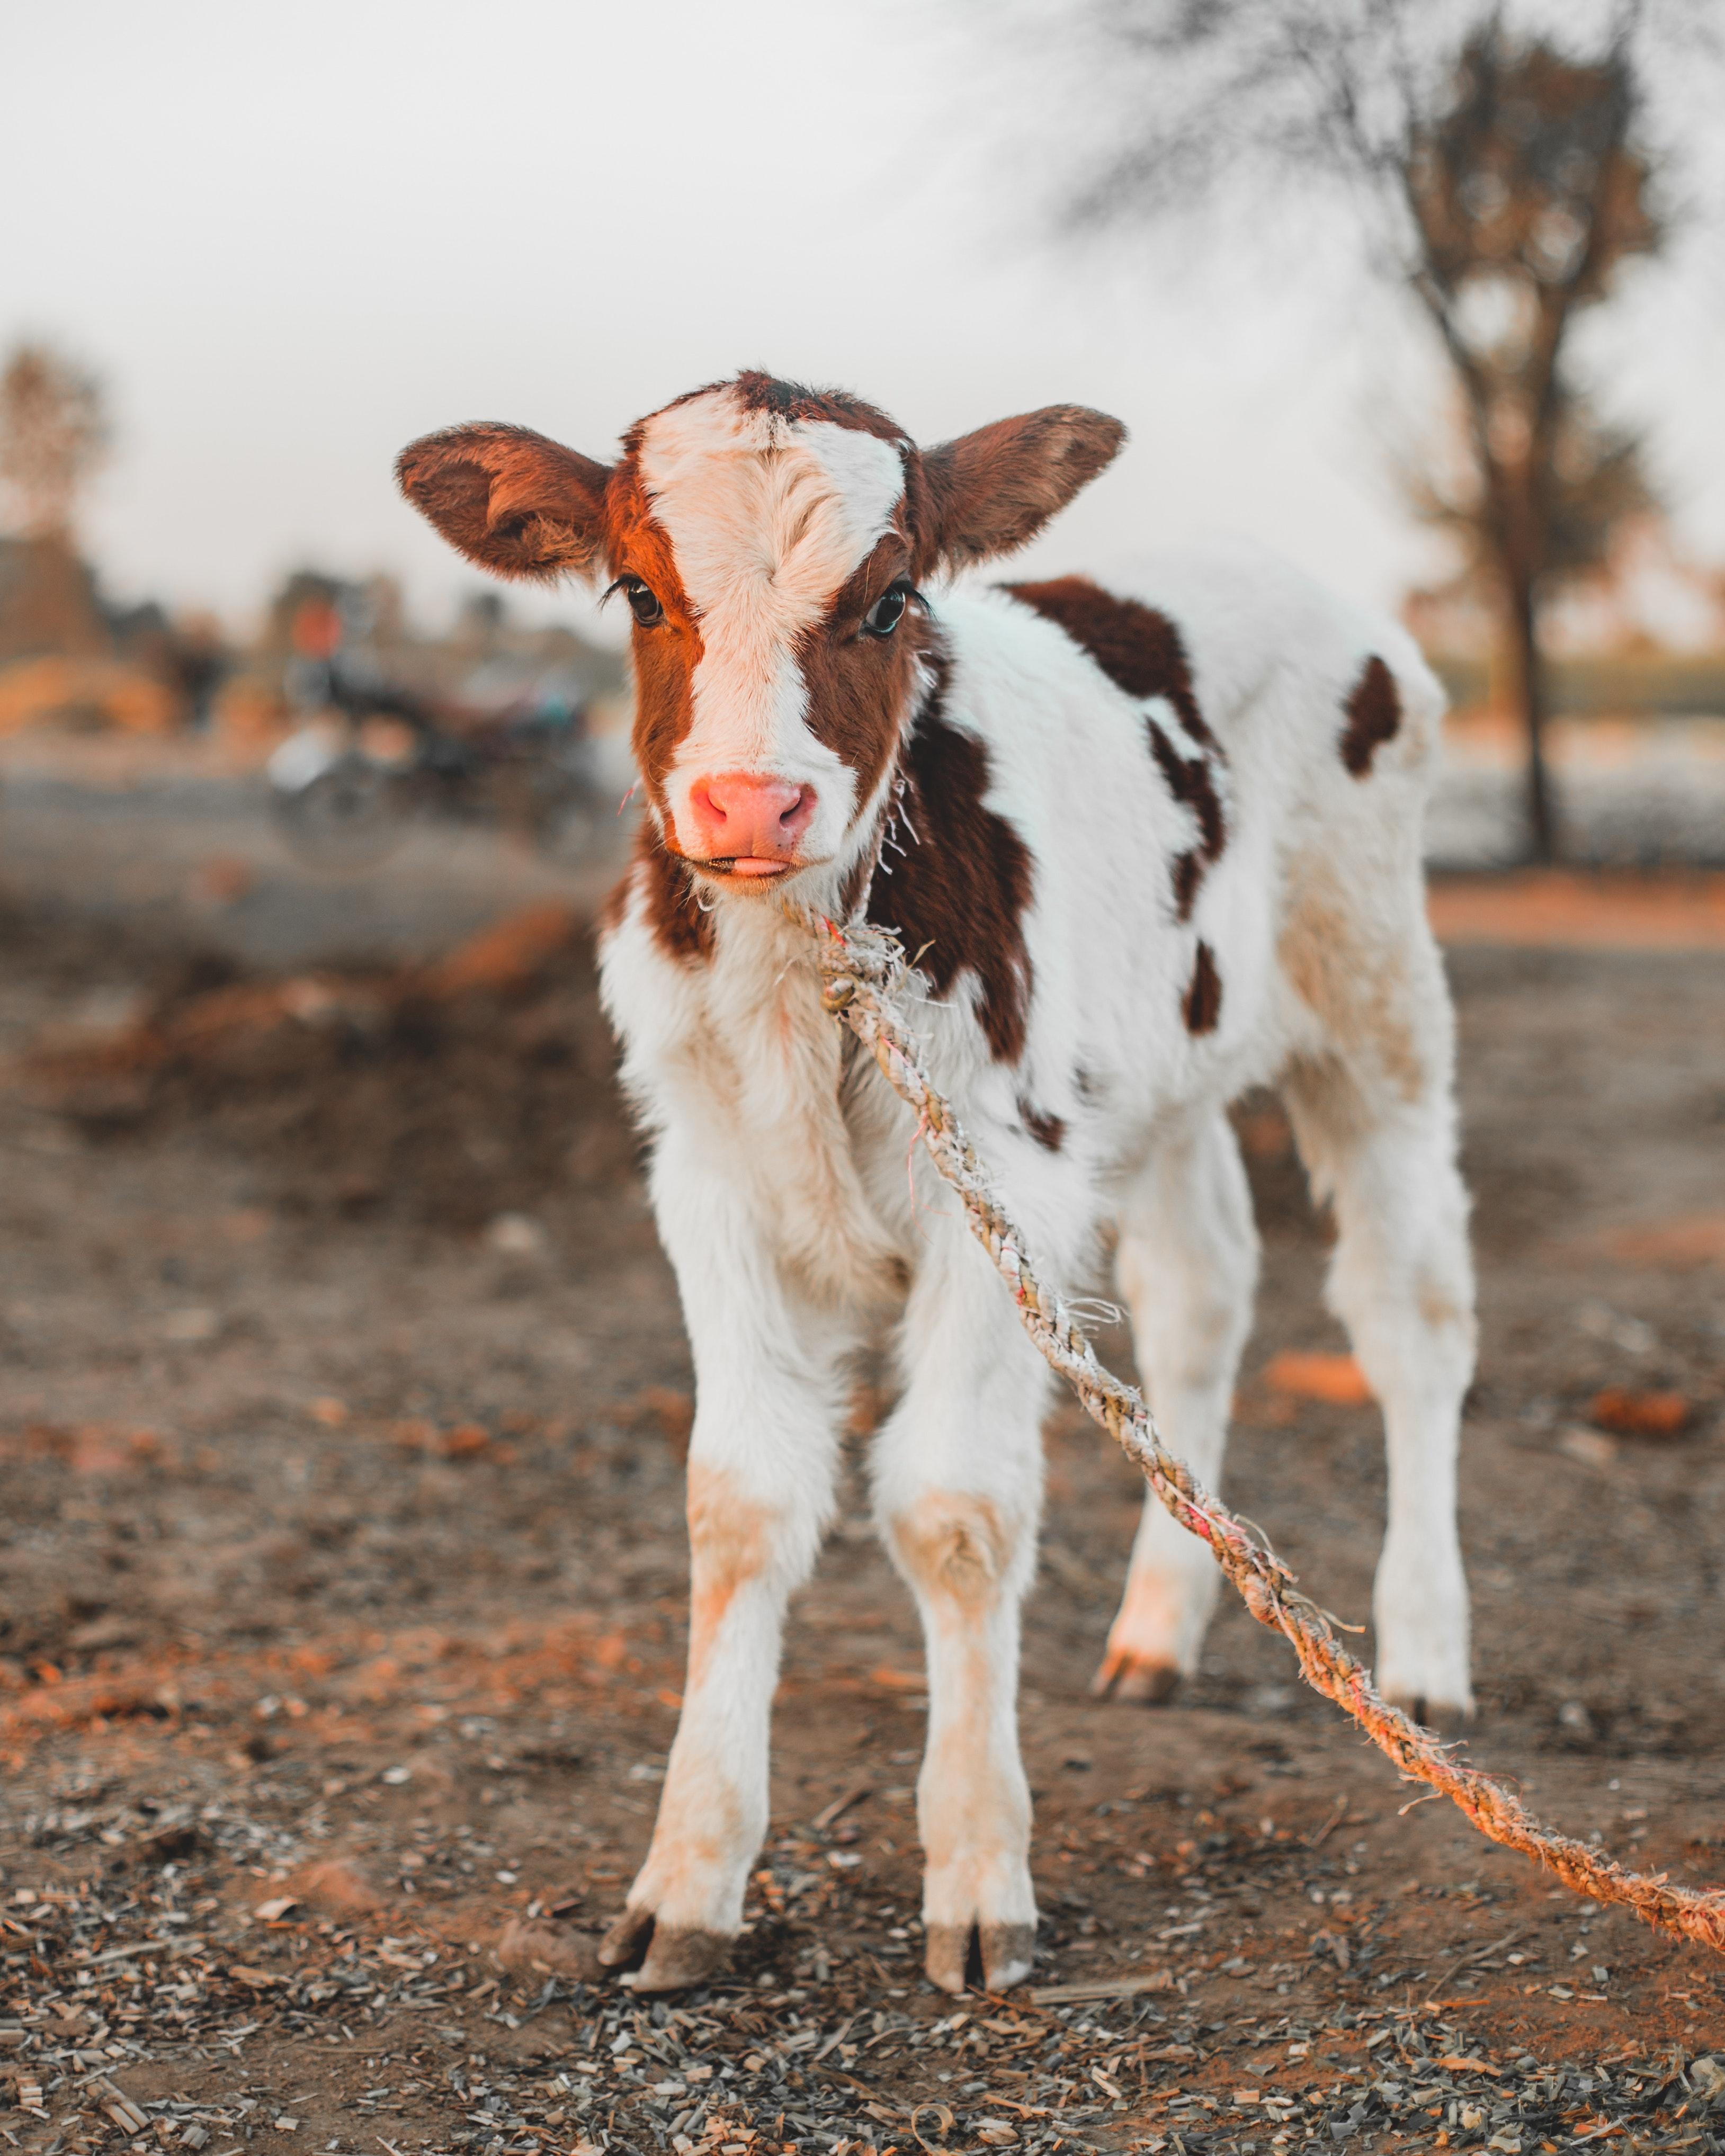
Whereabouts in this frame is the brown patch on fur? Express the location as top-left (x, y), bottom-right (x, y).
top-left (1183, 940), bottom-right (1222, 1035)
top-left (628, 827), bottom-right (712, 965)
top-left (628, 628), bottom-right (698, 820)
top-left (891, 1490), bottom-right (1012, 1614)
top-left (1278, 865), bottom-right (1426, 1102)
top-left (1018, 1099), bottom-right (1066, 1151)
top-left (1006, 579), bottom-right (1226, 919)
top-left (604, 458), bottom-right (705, 817)
top-left (1147, 720), bottom-right (1227, 923)
top-left (827, 527), bottom-right (911, 621)
top-left (684, 1464), bottom-right (773, 1692)
top-left (1340, 655), bottom-right (1401, 777)
top-left (728, 370), bottom-right (909, 448)
top-left (796, 532), bottom-right (927, 803)
top-left (866, 648), bottom-right (1034, 1064)
top-left (1002, 577), bottom-right (1213, 745)
top-left (395, 423), bottom-right (612, 584)
top-left (914, 408), bottom-right (1125, 578)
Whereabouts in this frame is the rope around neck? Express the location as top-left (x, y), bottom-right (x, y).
top-left (791, 901), bottom-right (1725, 1957)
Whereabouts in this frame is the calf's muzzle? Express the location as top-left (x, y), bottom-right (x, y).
top-left (682, 773), bottom-right (817, 876)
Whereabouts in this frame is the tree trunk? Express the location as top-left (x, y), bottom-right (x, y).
top-left (1505, 571), bottom-right (1559, 863)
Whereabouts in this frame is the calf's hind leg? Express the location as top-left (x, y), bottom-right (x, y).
top-left (1282, 1022), bottom-right (1477, 1721)
top-left (1095, 1110), bottom-right (1259, 1701)
top-left (874, 1227), bottom-right (1049, 1993)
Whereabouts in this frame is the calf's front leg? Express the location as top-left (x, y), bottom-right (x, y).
top-left (875, 1231), bottom-right (1049, 1993)
top-left (598, 1167), bottom-right (847, 1991)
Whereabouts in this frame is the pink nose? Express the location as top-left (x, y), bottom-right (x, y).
top-left (683, 773), bottom-right (816, 869)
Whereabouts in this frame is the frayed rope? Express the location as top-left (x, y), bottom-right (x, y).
top-left (793, 901), bottom-right (1725, 1957)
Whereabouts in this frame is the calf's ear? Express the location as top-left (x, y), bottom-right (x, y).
top-left (916, 405), bottom-right (1125, 575)
top-left (396, 423), bottom-right (612, 583)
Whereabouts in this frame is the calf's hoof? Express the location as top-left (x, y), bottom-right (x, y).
top-left (924, 1920), bottom-right (1036, 1996)
top-left (1091, 1645), bottom-right (1183, 1705)
top-left (596, 1904), bottom-right (731, 1993)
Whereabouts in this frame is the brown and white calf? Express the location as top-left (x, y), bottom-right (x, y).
top-left (398, 371), bottom-right (1475, 1996)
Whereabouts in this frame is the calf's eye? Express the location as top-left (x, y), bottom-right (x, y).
top-left (862, 584), bottom-right (910, 638)
top-left (624, 577), bottom-right (664, 628)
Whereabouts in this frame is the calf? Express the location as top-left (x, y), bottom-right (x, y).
top-left (397, 371), bottom-right (1476, 1996)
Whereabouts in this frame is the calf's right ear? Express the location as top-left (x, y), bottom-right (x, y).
top-left (395, 423), bottom-right (612, 584)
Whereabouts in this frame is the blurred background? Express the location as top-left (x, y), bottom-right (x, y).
top-left (4, 7), bottom-right (1725, 2149)
top-left (4, 0), bottom-right (1725, 876)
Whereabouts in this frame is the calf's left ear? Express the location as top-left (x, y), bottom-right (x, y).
top-left (916, 405), bottom-right (1125, 575)
top-left (396, 422), bottom-right (612, 583)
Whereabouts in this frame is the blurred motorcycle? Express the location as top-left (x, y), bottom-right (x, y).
top-left (267, 595), bottom-right (607, 869)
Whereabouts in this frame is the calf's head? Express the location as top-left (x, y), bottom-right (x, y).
top-left (398, 372), bottom-right (1123, 892)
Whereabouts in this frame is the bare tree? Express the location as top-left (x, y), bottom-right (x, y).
top-left (1048, 0), bottom-right (1710, 860)
top-left (1398, 28), bottom-right (1661, 855)
top-left (0, 342), bottom-right (110, 544)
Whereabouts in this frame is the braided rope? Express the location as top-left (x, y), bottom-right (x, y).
top-left (795, 903), bottom-right (1725, 1956)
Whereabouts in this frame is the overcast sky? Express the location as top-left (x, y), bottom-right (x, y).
top-left (5, 0), bottom-right (1722, 641)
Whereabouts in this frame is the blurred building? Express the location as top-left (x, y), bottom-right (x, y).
top-left (0, 533), bottom-right (185, 734)
top-left (0, 536), bottom-right (625, 753)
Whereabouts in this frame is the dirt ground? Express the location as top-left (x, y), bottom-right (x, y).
top-left (3, 771), bottom-right (1725, 2155)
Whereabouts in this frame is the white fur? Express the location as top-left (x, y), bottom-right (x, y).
top-left (600, 507), bottom-right (1474, 1990)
